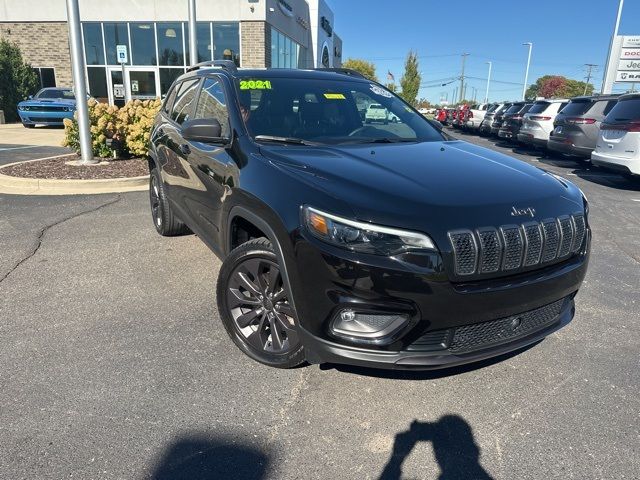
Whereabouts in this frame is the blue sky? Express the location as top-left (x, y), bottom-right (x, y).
top-left (329, 0), bottom-right (639, 104)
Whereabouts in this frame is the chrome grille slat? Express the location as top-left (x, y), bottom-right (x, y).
top-left (449, 213), bottom-right (586, 278)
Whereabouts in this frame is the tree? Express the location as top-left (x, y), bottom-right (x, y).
top-left (525, 75), bottom-right (594, 100)
top-left (0, 40), bottom-right (39, 123)
top-left (416, 98), bottom-right (432, 109)
top-left (400, 51), bottom-right (421, 107)
top-left (342, 58), bottom-right (378, 82)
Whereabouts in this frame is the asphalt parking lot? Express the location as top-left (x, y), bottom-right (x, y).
top-left (0, 135), bottom-right (638, 479)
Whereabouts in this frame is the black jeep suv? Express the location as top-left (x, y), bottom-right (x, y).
top-left (148, 61), bottom-right (590, 370)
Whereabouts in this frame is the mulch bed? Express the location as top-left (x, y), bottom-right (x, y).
top-left (1, 154), bottom-right (148, 180)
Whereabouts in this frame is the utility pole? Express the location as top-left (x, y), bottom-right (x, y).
top-left (522, 42), bottom-right (533, 100)
top-left (188, 0), bottom-right (197, 66)
top-left (459, 53), bottom-right (469, 103)
top-left (584, 64), bottom-right (598, 95)
top-left (602, 0), bottom-right (625, 94)
top-left (485, 61), bottom-right (492, 103)
top-left (452, 86), bottom-right (458, 104)
top-left (65, 0), bottom-right (95, 164)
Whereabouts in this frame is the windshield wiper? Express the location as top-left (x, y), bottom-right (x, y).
top-left (254, 135), bottom-right (319, 146)
top-left (351, 137), bottom-right (417, 144)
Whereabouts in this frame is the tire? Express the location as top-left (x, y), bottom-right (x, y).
top-left (216, 238), bottom-right (306, 369)
top-left (149, 166), bottom-right (190, 236)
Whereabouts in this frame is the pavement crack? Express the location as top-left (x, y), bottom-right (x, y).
top-left (0, 195), bottom-right (122, 284)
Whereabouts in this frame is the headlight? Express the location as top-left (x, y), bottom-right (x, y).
top-left (19, 105), bottom-right (29, 111)
top-left (303, 206), bottom-right (437, 256)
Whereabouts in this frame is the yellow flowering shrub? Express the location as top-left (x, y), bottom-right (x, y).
top-left (117, 99), bottom-right (161, 157)
top-left (62, 98), bottom-right (160, 159)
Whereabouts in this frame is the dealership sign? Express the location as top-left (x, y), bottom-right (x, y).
top-left (617, 59), bottom-right (640, 71)
top-left (620, 48), bottom-right (640, 59)
top-left (622, 36), bottom-right (640, 48)
top-left (616, 71), bottom-right (640, 82)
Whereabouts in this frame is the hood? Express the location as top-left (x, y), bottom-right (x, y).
top-left (18, 98), bottom-right (76, 107)
top-left (262, 140), bottom-right (584, 242)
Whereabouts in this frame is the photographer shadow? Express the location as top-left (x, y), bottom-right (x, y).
top-left (379, 415), bottom-right (494, 480)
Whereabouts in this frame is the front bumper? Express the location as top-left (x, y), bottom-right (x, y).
top-left (19, 110), bottom-right (74, 126)
top-left (292, 231), bottom-right (590, 370)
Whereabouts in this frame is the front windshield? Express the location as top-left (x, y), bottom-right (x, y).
top-left (235, 76), bottom-right (444, 145)
top-left (36, 89), bottom-right (75, 100)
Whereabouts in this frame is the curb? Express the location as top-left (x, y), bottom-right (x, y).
top-left (0, 155), bottom-right (149, 195)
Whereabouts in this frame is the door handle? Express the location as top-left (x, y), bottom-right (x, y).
top-left (179, 144), bottom-right (191, 155)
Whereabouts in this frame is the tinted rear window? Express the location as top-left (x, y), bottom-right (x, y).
top-left (604, 98), bottom-right (640, 122)
top-left (487, 104), bottom-right (499, 113)
top-left (559, 99), bottom-right (593, 116)
top-left (504, 104), bottom-right (523, 114)
top-left (528, 102), bottom-right (550, 114)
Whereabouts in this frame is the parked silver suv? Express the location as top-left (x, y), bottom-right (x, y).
top-left (518, 99), bottom-right (568, 148)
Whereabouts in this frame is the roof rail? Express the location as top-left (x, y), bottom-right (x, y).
top-left (187, 60), bottom-right (238, 73)
top-left (313, 68), bottom-right (365, 79)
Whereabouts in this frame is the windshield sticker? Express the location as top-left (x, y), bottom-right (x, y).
top-left (323, 93), bottom-right (346, 100)
top-left (369, 84), bottom-right (393, 98)
top-left (239, 80), bottom-right (272, 90)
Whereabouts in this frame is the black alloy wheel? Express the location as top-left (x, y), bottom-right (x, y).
top-left (217, 238), bottom-right (305, 368)
top-left (148, 167), bottom-right (190, 236)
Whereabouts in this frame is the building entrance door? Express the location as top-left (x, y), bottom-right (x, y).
top-left (107, 68), bottom-right (126, 107)
top-left (127, 69), bottom-right (159, 101)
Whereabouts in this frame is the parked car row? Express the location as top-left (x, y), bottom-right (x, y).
top-left (435, 93), bottom-right (640, 178)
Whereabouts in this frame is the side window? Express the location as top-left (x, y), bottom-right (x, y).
top-left (171, 79), bottom-right (200, 125)
top-left (163, 84), bottom-right (178, 115)
top-left (194, 77), bottom-right (230, 136)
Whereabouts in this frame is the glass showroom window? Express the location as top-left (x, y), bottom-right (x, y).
top-left (87, 67), bottom-right (108, 100)
top-left (103, 23), bottom-right (129, 65)
top-left (157, 22), bottom-right (185, 66)
top-left (130, 23), bottom-right (156, 65)
top-left (213, 23), bottom-right (240, 66)
top-left (82, 23), bottom-right (105, 65)
top-left (185, 22), bottom-right (213, 63)
top-left (270, 27), bottom-right (298, 68)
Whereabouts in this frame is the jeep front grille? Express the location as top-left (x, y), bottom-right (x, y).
top-left (449, 214), bottom-right (586, 278)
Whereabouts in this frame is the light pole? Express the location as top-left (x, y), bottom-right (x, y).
top-left (601, 0), bottom-right (625, 94)
top-left (522, 42), bottom-right (533, 101)
top-left (459, 53), bottom-right (469, 103)
top-left (485, 61), bottom-right (492, 103)
top-left (65, 0), bottom-right (95, 164)
top-left (188, 0), bottom-right (197, 66)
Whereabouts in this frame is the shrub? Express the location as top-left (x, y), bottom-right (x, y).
top-left (117, 99), bottom-right (161, 157)
top-left (0, 39), bottom-right (40, 123)
top-left (63, 98), bottom-right (160, 159)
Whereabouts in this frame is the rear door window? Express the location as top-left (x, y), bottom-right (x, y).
top-left (560, 99), bottom-right (593, 116)
top-left (171, 79), bottom-right (200, 125)
top-left (604, 98), bottom-right (640, 122)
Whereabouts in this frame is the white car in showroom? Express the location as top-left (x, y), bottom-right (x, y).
top-left (517, 98), bottom-right (569, 148)
top-left (591, 93), bottom-right (640, 178)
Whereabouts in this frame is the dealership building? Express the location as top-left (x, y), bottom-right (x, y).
top-left (0, 0), bottom-right (342, 105)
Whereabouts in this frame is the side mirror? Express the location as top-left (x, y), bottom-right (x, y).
top-left (28, 95), bottom-right (33, 100)
top-left (427, 118), bottom-right (443, 131)
top-left (182, 118), bottom-right (229, 144)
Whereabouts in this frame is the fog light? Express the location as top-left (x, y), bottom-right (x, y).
top-left (331, 309), bottom-right (409, 344)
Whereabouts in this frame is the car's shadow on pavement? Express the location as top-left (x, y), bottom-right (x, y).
top-left (150, 433), bottom-right (270, 480)
top-left (379, 416), bottom-right (494, 480)
top-left (320, 342), bottom-right (539, 381)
